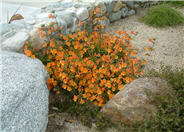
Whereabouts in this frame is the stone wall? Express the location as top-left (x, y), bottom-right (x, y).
top-left (0, 0), bottom-right (161, 51)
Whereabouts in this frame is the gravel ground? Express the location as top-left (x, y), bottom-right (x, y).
top-left (105, 7), bottom-right (184, 72)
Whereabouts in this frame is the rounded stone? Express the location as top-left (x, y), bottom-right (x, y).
top-left (76, 7), bottom-right (89, 21)
top-left (121, 6), bottom-right (129, 18)
top-left (1, 51), bottom-right (49, 132)
top-left (109, 10), bottom-right (121, 22)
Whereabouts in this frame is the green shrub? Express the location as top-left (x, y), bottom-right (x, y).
top-left (168, 1), bottom-right (184, 7)
top-left (134, 66), bottom-right (184, 132)
top-left (140, 4), bottom-right (184, 28)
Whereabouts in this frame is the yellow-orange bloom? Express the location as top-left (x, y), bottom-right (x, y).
top-left (31, 55), bottom-right (35, 59)
top-left (145, 46), bottom-right (151, 51)
top-left (50, 41), bottom-right (55, 47)
top-left (73, 95), bottom-right (78, 102)
top-left (49, 13), bottom-right (53, 18)
top-left (24, 50), bottom-right (32, 57)
top-left (40, 32), bottom-right (44, 38)
top-left (80, 99), bottom-right (85, 104)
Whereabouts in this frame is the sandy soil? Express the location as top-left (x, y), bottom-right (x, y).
top-left (105, 8), bottom-right (184, 72)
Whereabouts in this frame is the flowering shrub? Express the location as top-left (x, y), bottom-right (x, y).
top-left (24, 8), bottom-right (146, 107)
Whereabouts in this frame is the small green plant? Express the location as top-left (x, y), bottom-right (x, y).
top-left (140, 4), bottom-right (184, 28)
top-left (136, 66), bottom-right (184, 132)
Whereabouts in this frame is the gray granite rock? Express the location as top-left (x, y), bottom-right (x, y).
top-left (56, 11), bottom-right (74, 27)
top-left (63, 7), bottom-right (77, 16)
top-left (36, 13), bottom-right (50, 22)
top-left (1, 30), bottom-right (29, 52)
top-left (121, 6), bottom-right (129, 17)
top-left (0, 23), bottom-right (11, 35)
top-left (29, 28), bottom-right (47, 50)
top-left (2, 30), bottom-right (16, 39)
top-left (122, 1), bottom-right (135, 9)
top-left (25, 19), bottom-right (36, 25)
top-left (60, 1), bottom-right (73, 8)
top-left (10, 20), bottom-right (32, 30)
top-left (70, 17), bottom-right (79, 33)
top-left (73, 2), bottom-right (93, 9)
top-left (109, 11), bottom-right (121, 22)
top-left (101, 77), bottom-right (173, 124)
top-left (104, 0), bottom-right (116, 14)
top-left (127, 9), bottom-right (135, 16)
top-left (76, 7), bottom-right (89, 21)
top-left (0, 51), bottom-right (49, 132)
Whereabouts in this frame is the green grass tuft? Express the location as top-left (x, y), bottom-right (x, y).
top-left (140, 4), bottom-right (184, 28)
top-left (168, 1), bottom-right (184, 7)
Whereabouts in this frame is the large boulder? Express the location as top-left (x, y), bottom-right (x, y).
top-left (1, 30), bottom-right (29, 52)
top-left (0, 51), bottom-right (49, 132)
top-left (29, 28), bottom-right (47, 50)
top-left (101, 77), bottom-right (172, 124)
top-left (0, 23), bottom-right (11, 35)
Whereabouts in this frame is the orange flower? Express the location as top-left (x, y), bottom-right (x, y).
top-left (49, 13), bottom-right (53, 18)
top-left (91, 45), bottom-right (95, 49)
top-left (24, 45), bottom-right (28, 50)
top-left (66, 41), bottom-right (71, 46)
top-left (118, 85), bottom-right (124, 90)
top-left (47, 82), bottom-right (53, 90)
top-left (70, 66), bottom-right (76, 73)
top-left (24, 50), bottom-right (32, 57)
top-left (80, 99), bottom-right (85, 104)
top-left (145, 46), bottom-right (151, 51)
top-left (50, 41), bottom-right (55, 47)
top-left (131, 51), bottom-right (137, 56)
top-left (67, 87), bottom-right (72, 91)
top-left (122, 63), bottom-right (127, 68)
top-left (63, 36), bottom-right (69, 41)
top-left (25, 41), bottom-right (29, 44)
top-left (96, 8), bottom-right (101, 14)
top-left (40, 32), bottom-right (44, 38)
top-left (78, 21), bottom-right (83, 26)
top-left (48, 29), bottom-right (52, 34)
top-left (142, 60), bottom-right (147, 64)
top-left (59, 34), bottom-right (63, 38)
top-left (38, 28), bottom-right (42, 32)
top-left (131, 31), bottom-right (135, 34)
top-left (43, 43), bottom-right (47, 48)
top-left (31, 55), bottom-right (35, 59)
top-left (89, 14), bottom-right (93, 18)
top-left (109, 94), bottom-right (114, 99)
top-left (149, 38), bottom-right (153, 42)
top-left (73, 95), bottom-right (78, 102)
